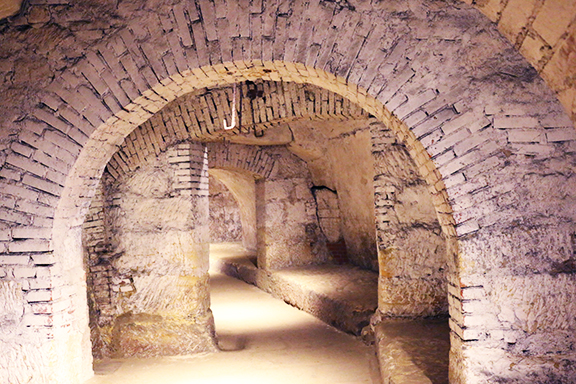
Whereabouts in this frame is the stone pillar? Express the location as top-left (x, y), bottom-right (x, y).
top-left (370, 122), bottom-right (447, 317)
top-left (255, 151), bottom-right (329, 270)
top-left (86, 142), bottom-right (216, 358)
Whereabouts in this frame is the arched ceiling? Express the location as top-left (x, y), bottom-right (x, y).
top-left (468, 0), bottom-right (576, 122)
top-left (106, 81), bottom-right (368, 178)
top-left (0, 0), bottom-right (574, 123)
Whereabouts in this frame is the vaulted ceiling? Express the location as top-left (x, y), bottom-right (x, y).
top-left (1, 0), bottom-right (575, 123)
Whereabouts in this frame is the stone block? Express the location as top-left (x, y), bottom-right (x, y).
top-left (12, 267), bottom-right (36, 278)
top-left (8, 240), bottom-right (50, 253)
top-left (507, 128), bottom-right (544, 143)
top-left (6, 153), bottom-right (47, 178)
top-left (22, 313), bottom-right (53, 326)
top-left (545, 127), bottom-right (576, 142)
top-left (497, 0), bottom-right (535, 42)
top-left (493, 115), bottom-right (539, 129)
top-left (31, 253), bottom-right (56, 265)
top-left (532, 0), bottom-right (576, 46)
top-left (25, 289), bottom-right (52, 303)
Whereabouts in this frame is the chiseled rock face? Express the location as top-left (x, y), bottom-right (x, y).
top-left (256, 147), bottom-right (330, 270)
top-left (371, 126), bottom-right (448, 317)
top-left (288, 119), bottom-right (378, 270)
top-left (84, 145), bottom-right (216, 358)
top-left (208, 174), bottom-right (243, 244)
top-left (0, 0), bottom-right (22, 20)
top-left (0, 280), bottom-right (52, 384)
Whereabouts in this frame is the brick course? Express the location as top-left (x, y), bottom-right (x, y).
top-left (0, 0), bottom-right (575, 383)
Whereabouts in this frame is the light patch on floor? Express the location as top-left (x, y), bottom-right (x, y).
top-left (87, 270), bottom-right (379, 384)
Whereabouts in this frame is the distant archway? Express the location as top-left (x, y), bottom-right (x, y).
top-left (1, 1), bottom-right (574, 382)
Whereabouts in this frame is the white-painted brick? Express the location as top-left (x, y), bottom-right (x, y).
top-left (507, 128), bottom-right (544, 143)
top-left (32, 253), bottom-right (56, 265)
top-left (0, 209), bottom-right (31, 225)
top-left (545, 127), bottom-right (576, 142)
top-left (22, 175), bottom-right (63, 196)
top-left (12, 227), bottom-right (51, 239)
top-left (29, 278), bottom-right (52, 290)
top-left (0, 255), bottom-right (31, 265)
top-left (9, 240), bottom-right (51, 253)
top-left (13, 267), bottom-right (37, 278)
top-left (25, 289), bottom-right (52, 302)
top-left (394, 89), bottom-right (437, 119)
top-left (31, 302), bottom-right (52, 314)
top-left (0, 168), bottom-right (22, 181)
top-left (23, 313), bottom-right (53, 326)
top-left (15, 201), bottom-right (54, 218)
top-left (428, 126), bottom-right (470, 155)
top-left (493, 115), bottom-right (539, 129)
top-left (509, 143), bottom-right (554, 156)
top-left (455, 219), bottom-right (479, 235)
top-left (11, 142), bottom-right (34, 158)
top-left (6, 153), bottom-right (47, 178)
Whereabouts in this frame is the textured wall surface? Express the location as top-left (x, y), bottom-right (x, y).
top-left (287, 119), bottom-right (378, 271)
top-left (0, 0), bottom-right (575, 383)
top-left (83, 143), bottom-right (216, 359)
top-left (468, 0), bottom-right (576, 123)
top-left (256, 146), bottom-right (329, 270)
top-left (208, 173), bottom-right (242, 244)
top-left (371, 122), bottom-right (447, 318)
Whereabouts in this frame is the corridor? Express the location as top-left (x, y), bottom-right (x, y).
top-left (86, 271), bottom-right (379, 384)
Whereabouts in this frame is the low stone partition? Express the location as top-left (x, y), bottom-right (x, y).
top-left (372, 317), bottom-right (450, 384)
top-left (210, 243), bottom-right (378, 336)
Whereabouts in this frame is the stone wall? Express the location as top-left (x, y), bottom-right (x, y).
top-left (370, 121), bottom-right (447, 318)
top-left (468, 0), bottom-right (576, 123)
top-left (83, 142), bottom-right (216, 358)
top-left (209, 168), bottom-right (256, 251)
top-left (255, 146), bottom-right (330, 270)
top-left (208, 174), bottom-right (242, 244)
top-left (0, 0), bottom-right (575, 382)
top-left (287, 119), bottom-right (378, 271)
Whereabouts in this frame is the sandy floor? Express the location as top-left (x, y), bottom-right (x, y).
top-left (86, 271), bottom-right (380, 384)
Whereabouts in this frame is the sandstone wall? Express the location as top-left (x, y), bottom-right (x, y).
top-left (0, 0), bottom-right (575, 382)
top-left (370, 121), bottom-right (447, 318)
top-left (288, 119), bottom-right (378, 271)
top-left (208, 173), bottom-right (242, 244)
top-left (82, 142), bottom-right (216, 358)
top-left (256, 146), bottom-right (330, 270)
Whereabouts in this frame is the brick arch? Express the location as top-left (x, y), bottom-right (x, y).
top-left (53, 61), bottom-right (453, 234)
top-left (0, 1), bottom-right (575, 383)
top-left (206, 142), bottom-right (276, 180)
top-left (46, 60), bottom-right (460, 384)
top-left (105, 81), bottom-right (366, 179)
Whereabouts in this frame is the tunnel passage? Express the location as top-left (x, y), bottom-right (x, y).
top-left (2, 0), bottom-right (576, 381)
top-left (208, 172), bottom-right (244, 246)
top-left (80, 81), bottom-right (449, 374)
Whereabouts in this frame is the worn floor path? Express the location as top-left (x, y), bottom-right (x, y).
top-left (86, 269), bottom-right (380, 384)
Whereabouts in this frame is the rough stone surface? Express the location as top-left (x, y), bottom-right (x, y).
top-left (373, 317), bottom-right (450, 384)
top-left (83, 143), bottom-right (216, 358)
top-left (288, 119), bottom-right (378, 271)
top-left (207, 174), bottom-right (242, 244)
top-left (209, 168), bottom-right (257, 250)
top-left (256, 146), bottom-right (330, 270)
top-left (0, 0), bottom-right (575, 382)
top-left (371, 123), bottom-right (448, 317)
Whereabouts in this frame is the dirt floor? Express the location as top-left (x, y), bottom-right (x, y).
top-left (86, 267), bottom-right (380, 384)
